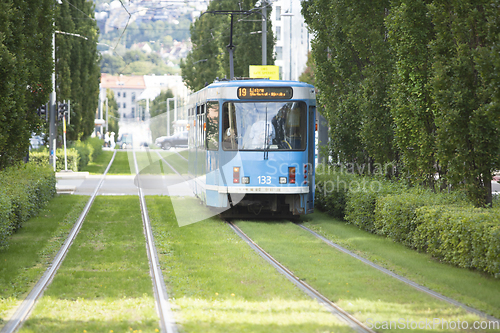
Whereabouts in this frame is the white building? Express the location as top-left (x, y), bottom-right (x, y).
top-left (270, 0), bottom-right (311, 81)
top-left (100, 74), bottom-right (146, 120)
top-left (100, 73), bottom-right (190, 121)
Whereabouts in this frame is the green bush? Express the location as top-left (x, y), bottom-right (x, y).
top-left (69, 138), bottom-right (103, 170)
top-left (413, 206), bottom-right (500, 278)
top-left (315, 165), bottom-right (500, 278)
top-left (0, 163), bottom-right (56, 251)
top-left (344, 178), bottom-right (403, 232)
top-left (374, 189), bottom-right (470, 246)
top-left (30, 148), bottom-right (79, 172)
top-left (315, 165), bottom-right (361, 219)
top-left (86, 137), bottom-right (103, 162)
top-left (0, 192), bottom-right (13, 250)
top-left (70, 141), bottom-right (90, 170)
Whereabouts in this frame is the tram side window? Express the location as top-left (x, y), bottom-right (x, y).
top-left (197, 104), bottom-right (205, 148)
top-left (222, 102), bottom-right (239, 150)
top-left (205, 102), bottom-right (219, 150)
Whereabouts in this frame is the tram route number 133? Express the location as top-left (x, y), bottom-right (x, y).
top-left (258, 175), bottom-right (272, 184)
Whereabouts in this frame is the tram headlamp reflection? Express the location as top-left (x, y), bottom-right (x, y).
top-left (279, 177), bottom-right (287, 184)
top-left (242, 177), bottom-right (250, 184)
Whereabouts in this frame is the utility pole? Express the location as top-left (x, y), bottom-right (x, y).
top-left (262, 0), bottom-right (267, 65)
top-left (200, 10), bottom-right (253, 80)
top-left (49, 26), bottom-right (57, 171)
top-left (167, 97), bottom-right (176, 136)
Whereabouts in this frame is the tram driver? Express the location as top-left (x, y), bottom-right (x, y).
top-left (247, 120), bottom-right (276, 149)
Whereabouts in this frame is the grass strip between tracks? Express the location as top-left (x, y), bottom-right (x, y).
top-left (106, 151), bottom-right (135, 175)
top-left (146, 196), bottom-right (352, 333)
top-left (302, 212), bottom-right (500, 320)
top-left (81, 151), bottom-right (114, 175)
top-left (158, 151), bottom-right (188, 174)
top-left (19, 196), bottom-right (159, 333)
top-left (135, 151), bottom-right (175, 175)
top-left (0, 195), bottom-right (88, 330)
top-left (235, 219), bottom-right (496, 333)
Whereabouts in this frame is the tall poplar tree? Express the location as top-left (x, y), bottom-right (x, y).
top-left (302, 0), bottom-right (395, 171)
top-left (387, 0), bottom-right (437, 187)
top-left (56, 0), bottom-right (100, 141)
top-left (429, 0), bottom-right (499, 206)
top-left (0, 0), bottom-right (53, 169)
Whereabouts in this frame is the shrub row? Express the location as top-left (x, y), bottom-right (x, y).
top-left (315, 165), bottom-right (500, 278)
top-left (29, 138), bottom-right (103, 172)
top-left (414, 206), bottom-right (500, 278)
top-left (30, 148), bottom-right (79, 172)
top-left (0, 163), bottom-right (56, 251)
top-left (70, 137), bottom-right (103, 170)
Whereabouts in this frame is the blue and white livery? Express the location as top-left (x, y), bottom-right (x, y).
top-left (187, 79), bottom-right (316, 217)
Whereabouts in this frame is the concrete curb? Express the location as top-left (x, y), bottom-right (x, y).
top-left (55, 171), bottom-right (89, 179)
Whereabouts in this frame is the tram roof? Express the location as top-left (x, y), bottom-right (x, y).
top-left (187, 79), bottom-right (316, 105)
top-left (206, 79), bottom-right (314, 89)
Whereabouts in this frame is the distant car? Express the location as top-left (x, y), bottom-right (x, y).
top-left (117, 133), bottom-right (133, 149)
top-left (155, 131), bottom-right (188, 150)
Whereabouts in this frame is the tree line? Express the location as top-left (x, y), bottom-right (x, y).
top-left (302, 0), bottom-right (500, 207)
top-left (0, 0), bottom-right (101, 169)
top-left (181, 0), bottom-right (275, 92)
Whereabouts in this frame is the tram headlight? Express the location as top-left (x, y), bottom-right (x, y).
top-left (242, 176), bottom-right (250, 184)
top-left (279, 177), bottom-right (287, 184)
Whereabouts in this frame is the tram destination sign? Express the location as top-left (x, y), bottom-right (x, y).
top-left (237, 86), bottom-right (293, 99)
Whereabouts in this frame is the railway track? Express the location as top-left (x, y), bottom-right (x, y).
top-left (7, 148), bottom-right (494, 332)
top-left (1, 151), bottom-right (117, 333)
top-left (297, 223), bottom-right (500, 323)
top-left (156, 150), bottom-right (500, 330)
top-left (228, 221), bottom-right (375, 333)
top-left (1, 150), bottom-right (178, 333)
top-left (133, 150), bottom-right (177, 333)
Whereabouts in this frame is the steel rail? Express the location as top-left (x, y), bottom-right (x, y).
top-left (133, 150), bottom-right (177, 333)
top-left (227, 221), bottom-right (375, 333)
top-left (298, 224), bottom-right (500, 323)
top-left (173, 149), bottom-right (187, 162)
top-left (155, 150), bottom-right (185, 178)
top-left (1, 150), bottom-right (117, 333)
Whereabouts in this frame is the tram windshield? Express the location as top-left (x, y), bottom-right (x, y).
top-left (222, 101), bottom-right (307, 151)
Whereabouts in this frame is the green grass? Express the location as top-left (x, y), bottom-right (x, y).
top-left (235, 219), bottom-right (491, 333)
top-left (80, 151), bottom-right (114, 174)
top-left (106, 151), bottom-right (134, 175)
top-left (136, 151), bottom-right (175, 175)
top-left (146, 196), bottom-right (352, 333)
top-left (302, 211), bottom-right (500, 319)
top-left (158, 151), bottom-right (188, 174)
top-left (20, 196), bottom-right (158, 333)
top-left (0, 195), bottom-right (88, 330)
top-left (177, 149), bottom-right (188, 160)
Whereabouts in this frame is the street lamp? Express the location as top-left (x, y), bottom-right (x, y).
top-left (281, 12), bottom-right (294, 81)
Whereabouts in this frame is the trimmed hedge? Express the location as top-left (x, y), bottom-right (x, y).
top-left (29, 138), bottom-right (103, 172)
top-left (316, 168), bottom-right (500, 278)
top-left (315, 167), bottom-right (361, 219)
top-left (69, 137), bottom-right (103, 170)
top-left (344, 178), bottom-right (404, 232)
top-left (413, 206), bottom-right (500, 278)
top-left (373, 190), bottom-right (470, 246)
top-left (0, 163), bottom-right (56, 250)
top-left (30, 148), bottom-right (79, 172)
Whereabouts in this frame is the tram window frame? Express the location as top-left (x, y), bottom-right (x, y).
top-left (205, 101), bottom-right (219, 151)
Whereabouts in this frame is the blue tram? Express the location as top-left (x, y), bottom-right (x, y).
top-left (187, 79), bottom-right (316, 217)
